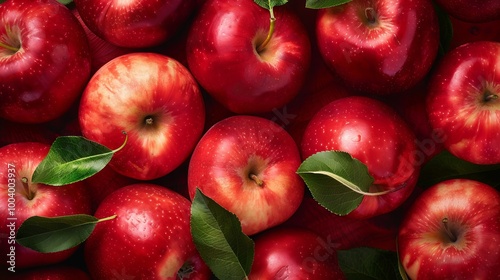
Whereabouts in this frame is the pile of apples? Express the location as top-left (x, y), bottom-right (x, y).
top-left (1, 0), bottom-right (499, 279)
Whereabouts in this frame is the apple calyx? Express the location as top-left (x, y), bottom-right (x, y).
top-left (442, 217), bottom-right (458, 243)
top-left (256, 6), bottom-right (276, 53)
top-left (21, 176), bottom-right (35, 200)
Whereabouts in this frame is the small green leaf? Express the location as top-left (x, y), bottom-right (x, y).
top-left (418, 150), bottom-right (500, 189)
top-left (191, 189), bottom-right (254, 280)
top-left (32, 134), bottom-right (127, 186)
top-left (297, 151), bottom-right (374, 215)
top-left (58, 0), bottom-right (74, 5)
top-left (306, 0), bottom-right (352, 9)
top-left (338, 247), bottom-right (403, 280)
top-left (253, 0), bottom-right (288, 10)
top-left (16, 214), bottom-right (103, 253)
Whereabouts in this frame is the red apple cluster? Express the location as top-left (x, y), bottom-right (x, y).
top-left (0, 0), bottom-right (499, 279)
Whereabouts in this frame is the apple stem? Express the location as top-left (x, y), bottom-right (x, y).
top-left (257, 7), bottom-right (276, 53)
top-left (364, 7), bottom-right (377, 25)
top-left (485, 93), bottom-right (498, 102)
top-left (21, 177), bottom-right (34, 200)
top-left (249, 173), bottom-right (264, 186)
top-left (111, 131), bottom-right (128, 153)
top-left (0, 40), bottom-right (19, 52)
top-left (145, 117), bottom-right (154, 125)
top-left (442, 217), bottom-right (457, 242)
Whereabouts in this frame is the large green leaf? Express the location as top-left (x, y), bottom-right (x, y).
top-left (32, 135), bottom-right (126, 186)
top-left (16, 214), bottom-right (115, 253)
top-left (418, 150), bottom-right (500, 189)
top-left (306, 0), bottom-right (352, 9)
top-left (297, 151), bottom-right (374, 215)
top-left (191, 189), bottom-right (254, 280)
top-left (338, 247), bottom-right (403, 280)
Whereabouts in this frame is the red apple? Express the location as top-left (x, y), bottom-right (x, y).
top-left (426, 41), bottom-right (500, 165)
top-left (301, 96), bottom-right (420, 219)
top-left (0, 0), bottom-right (91, 124)
top-left (449, 17), bottom-right (500, 50)
top-left (71, 8), bottom-right (133, 74)
top-left (84, 183), bottom-right (211, 280)
top-left (249, 226), bottom-right (346, 279)
top-left (188, 115), bottom-right (305, 236)
top-left (316, 0), bottom-right (439, 95)
top-left (0, 142), bottom-right (92, 269)
top-left (398, 179), bottom-right (500, 279)
top-left (434, 0), bottom-right (500, 23)
top-left (79, 52), bottom-right (205, 180)
top-left (186, 0), bottom-right (311, 114)
top-left (73, 0), bottom-right (197, 48)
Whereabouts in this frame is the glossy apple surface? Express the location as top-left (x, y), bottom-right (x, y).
top-left (398, 179), bottom-right (500, 280)
top-left (249, 226), bottom-right (345, 279)
top-left (73, 0), bottom-right (196, 48)
top-left (0, 0), bottom-right (91, 124)
top-left (79, 52), bottom-right (205, 180)
top-left (434, 0), bottom-right (500, 23)
top-left (301, 96), bottom-right (420, 219)
top-left (316, 0), bottom-right (439, 95)
top-left (188, 115), bottom-right (305, 235)
top-left (186, 0), bottom-right (311, 114)
top-left (426, 41), bottom-right (500, 165)
top-left (84, 183), bottom-right (211, 280)
top-left (0, 142), bottom-right (92, 269)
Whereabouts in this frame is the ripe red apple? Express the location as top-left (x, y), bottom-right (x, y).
top-left (188, 115), bottom-right (305, 236)
top-left (398, 179), bottom-right (500, 279)
top-left (316, 0), bottom-right (439, 95)
top-left (0, 142), bottom-right (92, 270)
top-left (84, 183), bottom-right (211, 280)
top-left (449, 17), bottom-right (500, 50)
top-left (79, 52), bottom-right (205, 180)
top-left (301, 96), bottom-right (420, 219)
top-left (73, 0), bottom-right (197, 48)
top-left (186, 0), bottom-right (311, 114)
top-left (249, 226), bottom-right (346, 279)
top-left (0, 0), bottom-right (91, 124)
top-left (434, 0), bottom-right (500, 23)
top-left (0, 265), bottom-right (91, 280)
top-left (71, 8), bottom-right (133, 74)
top-left (426, 41), bottom-right (500, 165)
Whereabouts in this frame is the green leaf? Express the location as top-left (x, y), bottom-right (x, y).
top-left (191, 189), bottom-right (254, 280)
top-left (32, 134), bottom-right (126, 186)
top-left (253, 0), bottom-right (288, 10)
top-left (338, 247), bottom-right (403, 280)
top-left (306, 0), bottom-right (352, 9)
top-left (297, 151), bottom-right (374, 215)
top-left (57, 0), bottom-right (74, 5)
top-left (16, 214), bottom-right (101, 253)
top-left (418, 150), bottom-right (500, 189)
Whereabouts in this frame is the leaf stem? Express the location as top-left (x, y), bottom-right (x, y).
top-left (112, 131), bottom-right (128, 153)
top-left (257, 6), bottom-right (276, 53)
top-left (97, 214), bottom-right (117, 223)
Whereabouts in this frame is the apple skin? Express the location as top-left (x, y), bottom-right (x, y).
top-left (186, 0), bottom-right (311, 114)
top-left (316, 0), bottom-right (439, 95)
top-left (249, 226), bottom-right (346, 280)
top-left (73, 0), bottom-right (196, 48)
top-left (84, 183), bottom-right (211, 280)
top-left (0, 265), bottom-right (91, 280)
top-left (0, 142), bottom-right (92, 269)
top-left (0, 0), bottom-right (91, 124)
top-left (426, 41), bottom-right (500, 165)
top-left (434, 0), bottom-right (500, 23)
top-left (449, 17), bottom-right (500, 50)
top-left (188, 115), bottom-right (305, 236)
top-left (301, 96), bottom-right (420, 219)
top-left (79, 52), bottom-right (205, 180)
top-left (398, 179), bottom-right (500, 280)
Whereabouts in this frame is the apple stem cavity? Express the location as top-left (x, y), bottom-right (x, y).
top-left (364, 7), bottom-right (378, 26)
top-left (442, 217), bottom-right (457, 243)
top-left (21, 177), bottom-right (35, 200)
top-left (249, 173), bottom-right (264, 186)
top-left (485, 93), bottom-right (498, 102)
top-left (256, 7), bottom-right (276, 53)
